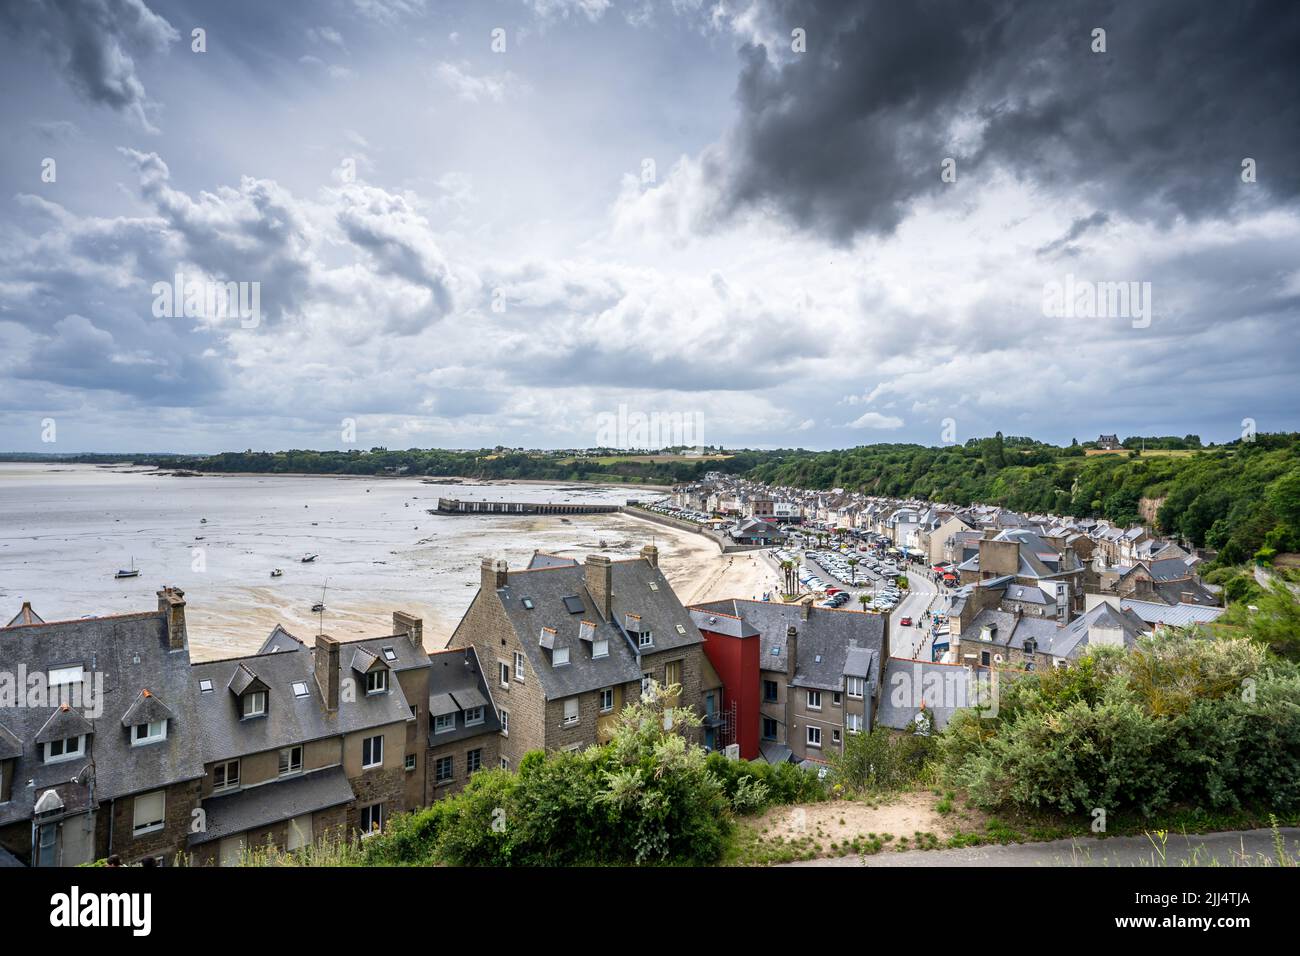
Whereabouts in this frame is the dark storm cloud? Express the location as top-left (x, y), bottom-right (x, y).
top-left (709, 0), bottom-right (1300, 244)
top-left (1, 0), bottom-right (178, 131)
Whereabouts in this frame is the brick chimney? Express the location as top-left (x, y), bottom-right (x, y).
top-left (586, 555), bottom-right (613, 620)
top-left (480, 558), bottom-right (508, 592)
top-left (157, 587), bottom-right (187, 650)
top-left (315, 633), bottom-right (340, 711)
top-left (786, 625), bottom-right (798, 680)
top-left (640, 543), bottom-right (659, 569)
top-left (393, 611), bottom-right (423, 651)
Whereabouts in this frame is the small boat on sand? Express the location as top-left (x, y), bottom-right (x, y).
top-left (270, 569), bottom-right (283, 578)
top-left (311, 602), bottom-right (325, 613)
top-left (301, 554), bottom-right (318, 563)
top-left (115, 557), bottom-right (140, 579)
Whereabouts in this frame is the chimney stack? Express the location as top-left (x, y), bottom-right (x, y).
top-left (640, 543), bottom-right (659, 569)
top-left (786, 625), bottom-right (798, 680)
top-left (393, 611), bottom-right (424, 651)
top-left (480, 557), bottom-right (509, 593)
top-left (315, 633), bottom-right (340, 711)
top-left (157, 587), bottom-right (187, 650)
top-left (586, 554), bottom-right (613, 620)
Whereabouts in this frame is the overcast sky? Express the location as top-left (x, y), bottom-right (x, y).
top-left (1, 0), bottom-right (1297, 453)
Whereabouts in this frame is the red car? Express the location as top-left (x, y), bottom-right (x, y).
top-left (900, 616), bottom-right (912, 626)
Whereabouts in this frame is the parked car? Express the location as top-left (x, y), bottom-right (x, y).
top-left (900, 616), bottom-right (912, 626)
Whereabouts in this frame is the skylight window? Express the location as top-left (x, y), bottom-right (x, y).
top-left (292, 681), bottom-right (309, 699)
top-left (675, 624), bottom-right (686, 634)
top-left (382, 646), bottom-right (397, 662)
top-left (199, 679), bottom-right (214, 693)
top-left (522, 598), bottom-right (534, 609)
top-left (562, 595), bottom-right (584, 614)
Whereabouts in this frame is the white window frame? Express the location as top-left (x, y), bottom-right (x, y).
top-left (132, 789), bottom-right (165, 836)
top-left (592, 638), bottom-right (609, 659)
top-left (213, 759), bottom-right (240, 791)
top-left (807, 690), bottom-right (822, 711)
top-left (466, 748), bottom-right (482, 774)
top-left (132, 720), bottom-right (167, 746)
top-left (433, 713), bottom-right (455, 734)
top-left (847, 676), bottom-right (864, 699)
top-left (464, 706), bottom-right (485, 726)
top-left (552, 646), bottom-right (570, 666)
top-left (807, 726), bottom-right (822, 748)
top-left (499, 661), bottom-right (510, 688)
top-left (404, 753), bottom-right (417, 771)
top-left (500, 709), bottom-right (509, 737)
top-left (362, 734), bottom-right (384, 769)
top-left (360, 802), bottom-right (384, 835)
top-left (278, 745), bottom-right (303, 777)
top-left (514, 652), bottom-right (526, 681)
top-left (45, 735), bottom-right (85, 764)
top-left (365, 670), bottom-right (388, 695)
top-left (500, 756), bottom-right (510, 770)
top-left (847, 713), bottom-right (864, 734)
top-left (49, 665), bottom-right (84, 687)
top-left (599, 688), bottom-right (614, 713)
top-left (291, 681), bottom-right (309, 699)
top-left (242, 691), bottom-right (266, 718)
top-left (638, 631), bottom-right (654, 648)
top-left (563, 697), bottom-right (579, 726)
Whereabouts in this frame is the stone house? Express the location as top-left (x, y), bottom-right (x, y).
top-left (448, 545), bottom-right (711, 767)
top-left (0, 588), bottom-right (205, 867)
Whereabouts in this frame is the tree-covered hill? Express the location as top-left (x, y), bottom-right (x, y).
top-left (748, 433), bottom-right (1300, 564)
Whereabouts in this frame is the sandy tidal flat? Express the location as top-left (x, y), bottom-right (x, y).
top-left (0, 464), bottom-right (780, 660)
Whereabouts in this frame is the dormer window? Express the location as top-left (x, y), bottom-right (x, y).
top-left (434, 713), bottom-right (455, 734)
top-left (593, 639), bottom-right (609, 659)
top-left (242, 691), bottom-right (266, 719)
top-left (553, 646), bottom-right (570, 666)
top-left (132, 720), bottom-right (167, 746)
top-left (366, 670), bottom-right (388, 694)
top-left (639, 631), bottom-right (653, 648)
top-left (464, 706), bottom-right (485, 726)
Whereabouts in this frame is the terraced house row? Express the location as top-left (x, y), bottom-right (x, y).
top-left (0, 545), bottom-right (712, 867)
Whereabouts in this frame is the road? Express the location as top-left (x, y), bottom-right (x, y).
top-left (889, 563), bottom-right (941, 660)
top-left (787, 827), bottom-right (1300, 867)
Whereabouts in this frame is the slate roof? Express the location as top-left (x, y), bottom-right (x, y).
top-left (877, 659), bottom-right (992, 731)
top-left (527, 552), bottom-right (579, 570)
top-left (963, 609), bottom-right (1065, 655)
top-left (0, 608), bottom-right (205, 829)
top-left (1120, 599), bottom-right (1226, 627)
top-left (493, 558), bottom-right (702, 701)
top-left (119, 689), bottom-right (177, 728)
top-left (427, 647), bottom-right (501, 745)
top-left (190, 640), bottom-right (412, 763)
top-left (1050, 602), bottom-right (1150, 657)
top-left (689, 599), bottom-right (885, 694)
top-left (4, 602), bottom-right (44, 628)
top-left (188, 766), bottom-right (354, 846)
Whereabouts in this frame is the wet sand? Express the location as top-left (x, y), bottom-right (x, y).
top-left (0, 465), bottom-right (780, 661)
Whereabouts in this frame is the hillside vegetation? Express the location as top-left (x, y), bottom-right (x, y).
top-left (749, 433), bottom-right (1300, 565)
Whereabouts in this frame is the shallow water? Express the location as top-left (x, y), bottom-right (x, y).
top-left (0, 464), bottom-right (678, 659)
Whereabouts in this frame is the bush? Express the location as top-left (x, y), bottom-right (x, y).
top-left (705, 752), bottom-right (825, 810)
top-left (831, 725), bottom-right (935, 794)
top-left (940, 634), bottom-right (1300, 818)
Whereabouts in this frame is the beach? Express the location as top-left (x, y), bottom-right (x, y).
top-left (0, 464), bottom-right (780, 660)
